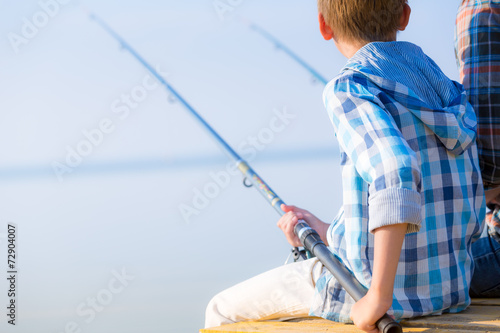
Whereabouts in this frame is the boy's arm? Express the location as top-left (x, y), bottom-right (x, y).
top-left (350, 222), bottom-right (407, 333)
top-left (325, 76), bottom-right (422, 234)
top-left (325, 76), bottom-right (421, 332)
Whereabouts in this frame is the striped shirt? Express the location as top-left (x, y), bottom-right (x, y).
top-left (310, 42), bottom-right (485, 322)
top-left (456, 0), bottom-right (500, 189)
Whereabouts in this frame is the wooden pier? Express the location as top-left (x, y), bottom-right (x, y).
top-left (201, 298), bottom-right (500, 333)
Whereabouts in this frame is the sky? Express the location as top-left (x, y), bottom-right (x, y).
top-left (0, 1), bottom-right (461, 332)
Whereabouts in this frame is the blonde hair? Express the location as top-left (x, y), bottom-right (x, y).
top-left (317, 0), bottom-right (407, 43)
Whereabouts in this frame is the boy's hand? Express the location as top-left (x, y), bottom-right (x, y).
top-left (277, 204), bottom-right (330, 247)
top-left (350, 290), bottom-right (392, 333)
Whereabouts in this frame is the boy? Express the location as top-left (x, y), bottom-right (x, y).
top-left (205, 1), bottom-right (485, 332)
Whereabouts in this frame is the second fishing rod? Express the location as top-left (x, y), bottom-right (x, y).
top-left (89, 13), bottom-right (402, 333)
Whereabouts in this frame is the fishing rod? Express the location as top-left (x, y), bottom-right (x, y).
top-left (244, 20), bottom-right (329, 85)
top-left (89, 13), bottom-right (402, 333)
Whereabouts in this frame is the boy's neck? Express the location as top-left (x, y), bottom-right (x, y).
top-left (335, 37), bottom-right (397, 59)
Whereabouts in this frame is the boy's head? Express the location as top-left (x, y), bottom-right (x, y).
top-left (317, 0), bottom-right (410, 45)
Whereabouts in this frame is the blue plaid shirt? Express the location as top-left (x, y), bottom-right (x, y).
top-left (310, 42), bottom-right (485, 322)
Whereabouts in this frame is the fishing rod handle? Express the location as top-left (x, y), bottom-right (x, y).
top-left (294, 221), bottom-right (402, 333)
top-left (376, 314), bottom-right (403, 333)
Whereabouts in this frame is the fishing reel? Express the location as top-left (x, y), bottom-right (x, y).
top-left (284, 247), bottom-right (313, 264)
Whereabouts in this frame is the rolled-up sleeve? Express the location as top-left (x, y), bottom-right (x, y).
top-left (324, 77), bottom-right (422, 233)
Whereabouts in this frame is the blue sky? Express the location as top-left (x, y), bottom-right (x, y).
top-left (0, 1), bottom-right (461, 332)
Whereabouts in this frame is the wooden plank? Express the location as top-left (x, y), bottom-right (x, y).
top-left (201, 319), bottom-right (347, 333)
top-left (201, 301), bottom-right (500, 333)
top-left (471, 298), bottom-right (500, 306)
top-left (200, 318), bottom-right (489, 333)
top-left (401, 305), bottom-right (500, 331)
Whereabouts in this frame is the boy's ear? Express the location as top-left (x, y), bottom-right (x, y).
top-left (398, 3), bottom-right (411, 31)
top-left (318, 13), bottom-right (334, 40)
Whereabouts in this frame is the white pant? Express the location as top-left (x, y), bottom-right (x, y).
top-left (204, 258), bottom-right (324, 328)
